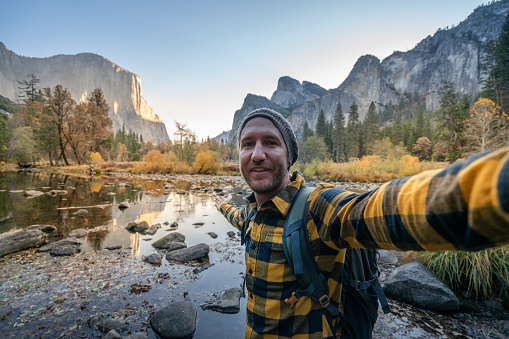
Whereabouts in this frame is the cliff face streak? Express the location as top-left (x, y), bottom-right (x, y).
top-left (0, 45), bottom-right (169, 144)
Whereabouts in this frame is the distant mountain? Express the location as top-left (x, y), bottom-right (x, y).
top-left (0, 43), bottom-right (169, 144)
top-left (227, 0), bottom-right (509, 142)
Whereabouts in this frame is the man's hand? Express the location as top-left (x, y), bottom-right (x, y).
top-left (215, 194), bottom-right (232, 211)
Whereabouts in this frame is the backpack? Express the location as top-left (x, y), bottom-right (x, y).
top-left (282, 186), bottom-right (391, 338)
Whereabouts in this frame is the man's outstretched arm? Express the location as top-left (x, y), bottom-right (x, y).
top-left (311, 148), bottom-right (509, 252)
top-left (215, 195), bottom-right (249, 231)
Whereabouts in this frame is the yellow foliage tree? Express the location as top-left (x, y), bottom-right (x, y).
top-left (90, 152), bottom-right (104, 165)
top-left (463, 98), bottom-right (509, 155)
top-left (193, 149), bottom-right (220, 174)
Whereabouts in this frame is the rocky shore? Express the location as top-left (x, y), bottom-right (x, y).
top-left (0, 171), bottom-right (508, 338)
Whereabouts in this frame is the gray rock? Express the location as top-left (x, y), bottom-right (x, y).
top-left (166, 243), bottom-right (209, 262)
top-left (97, 318), bottom-right (127, 333)
top-left (192, 222), bottom-right (205, 228)
top-left (383, 261), bottom-right (460, 312)
top-left (143, 253), bottom-right (162, 265)
top-left (125, 221), bottom-right (149, 233)
top-left (150, 300), bottom-right (196, 339)
top-left (50, 244), bottom-right (81, 256)
top-left (378, 250), bottom-right (399, 265)
top-left (201, 287), bottom-right (242, 314)
top-left (26, 224), bottom-right (57, 232)
top-left (226, 231), bottom-right (236, 238)
top-left (176, 190), bottom-right (187, 195)
top-left (105, 244), bottom-right (122, 250)
top-left (207, 232), bottom-right (218, 239)
top-left (38, 238), bottom-right (82, 252)
top-left (103, 329), bottom-right (121, 339)
top-left (0, 230), bottom-right (47, 257)
top-left (152, 232), bottom-right (186, 249)
top-left (169, 222), bottom-right (178, 228)
top-left (118, 201), bottom-right (130, 209)
top-left (73, 209), bottom-right (89, 216)
top-left (145, 223), bottom-right (161, 236)
top-left (68, 228), bottom-right (88, 238)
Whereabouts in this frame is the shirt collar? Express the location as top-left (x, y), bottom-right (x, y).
top-left (244, 171), bottom-right (306, 216)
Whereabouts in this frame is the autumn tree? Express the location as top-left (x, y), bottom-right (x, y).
top-left (173, 121), bottom-right (196, 165)
top-left (43, 85), bottom-right (75, 165)
top-left (9, 126), bottom-right (36, 165)
top-left (463, 98), bottom-right (509, 155)
top-left (412, 137), bottom-right (432, 161)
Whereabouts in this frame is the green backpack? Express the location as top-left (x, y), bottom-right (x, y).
top-left (281, 186), bottom-right (391, 338)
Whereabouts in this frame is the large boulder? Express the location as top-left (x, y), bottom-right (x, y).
top-left (383, 261), bottom-right (460, 312)
top-left (150, 300), bottom-right (196, 339)
top-left (0, 230), bottom-right (47, 257)
top-left (152, 232), bottom-right (186, 249)
top-left (201, 287), bottom-right (242, 314)
top-left (166, 243), bottom-right (209, 262)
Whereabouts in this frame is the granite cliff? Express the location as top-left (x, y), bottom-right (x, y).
top-left (227, 0), bottom-right (509, 142)
top-left (0, 44), bottom-right (169, 144)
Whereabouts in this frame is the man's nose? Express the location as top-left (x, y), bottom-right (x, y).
top-left (251, 142), bottom-right (266, 161)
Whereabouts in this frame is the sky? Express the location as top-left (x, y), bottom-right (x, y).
top-left (1, 0), bottom-right (489, 141)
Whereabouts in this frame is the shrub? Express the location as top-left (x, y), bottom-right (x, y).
top-left (93, 168), bottom-right (102, 175)
top-left (417, 247), bottom-right (509, 305)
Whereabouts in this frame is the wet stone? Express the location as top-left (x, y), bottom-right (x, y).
top-left (26, 224), bottom-right (57, 232)
top-left (166, 243), bottom-right (209, 262)
top-left (50, 244), bottom-right (81, 256)
top-left (152, 232), bottom-right (186, 249)
top-left (150, 300), bottom-right (196, 339)
top-left (201, 287), bottom-right (242, 314)
top-left (105, 244), bottom-right (122, 250)
top-left (143, 253), bottom-right (162, 265)
top-left (118, 201), bottom-right (130, 209)
top-left (124, 333), bottom-right (148, 339)
top-left (68, 228), bottom-right (88, 238)
top-left (73, 209), bottom-right (89, 216)
top-left (207, 232), bottom-right (218, 239)
top-left (103, 329), bottom-right (121, 339)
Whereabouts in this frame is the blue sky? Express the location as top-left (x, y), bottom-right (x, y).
top-left (1, 0), bottom-right (488, 140)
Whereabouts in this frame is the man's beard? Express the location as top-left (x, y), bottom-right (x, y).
top-left (241, 160), bottom-right (288, 196)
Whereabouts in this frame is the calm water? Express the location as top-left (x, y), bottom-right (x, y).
top-left (0, 170), bottom-right (249, 338)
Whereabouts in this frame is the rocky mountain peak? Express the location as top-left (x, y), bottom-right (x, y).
top-left (271, 76), bottom-right (325, 109)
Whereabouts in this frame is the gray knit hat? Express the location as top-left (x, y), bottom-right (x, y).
top-left (237, 108), bottom-right (298, 168)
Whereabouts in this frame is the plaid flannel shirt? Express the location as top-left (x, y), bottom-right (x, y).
top-left (219, 148), bottom-right (509, 338)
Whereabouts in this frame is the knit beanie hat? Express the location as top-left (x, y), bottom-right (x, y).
top-left (237, 108), bottom-right (299, 168)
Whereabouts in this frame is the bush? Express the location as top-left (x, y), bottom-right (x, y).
top-left (417, 247), bottom-right (509, 305)
top-left (93, 168), bottom-right (102, 175)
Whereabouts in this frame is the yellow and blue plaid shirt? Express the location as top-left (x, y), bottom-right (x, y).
top-left (219, 148), bottom-right (509, 338)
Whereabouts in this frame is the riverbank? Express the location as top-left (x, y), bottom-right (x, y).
top-left (0, 169), bottom-right (508, 338)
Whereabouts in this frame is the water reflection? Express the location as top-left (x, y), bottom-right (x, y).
top-left (0, 171), bottom-right (245, 258)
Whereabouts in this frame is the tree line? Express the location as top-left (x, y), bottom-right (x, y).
top-left (299, 12), bottom-right (509, 165)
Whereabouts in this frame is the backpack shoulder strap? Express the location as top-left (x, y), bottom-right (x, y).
top-left (283, 186), bottom-right (346, 334)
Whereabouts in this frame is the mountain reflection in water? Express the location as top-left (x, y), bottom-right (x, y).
top-left (0, 171), bottom-right (244, 258)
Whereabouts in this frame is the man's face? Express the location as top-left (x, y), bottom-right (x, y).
top-left (239, 117), bottom-right (290, 201)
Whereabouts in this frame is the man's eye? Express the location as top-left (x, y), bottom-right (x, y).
top-left (243, 142), bottom-right (253, 148)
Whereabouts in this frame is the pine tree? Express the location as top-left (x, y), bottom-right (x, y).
top-left (346, 102), bottom-right (360, 158)
top-left (391, 117), bottom-right (404, 145)
top-left (363, 101), bottom-right (379, 155)
top-left (315, 109), bottom-right (327, 139)
top-left (437, 81), bottom-right (468, 162)
top-left (302, 120), bottom-right (313, 142)
top-left (415, 105), bottom-right (425, 139)
top-left (332, 103), bottom-right (346, 162)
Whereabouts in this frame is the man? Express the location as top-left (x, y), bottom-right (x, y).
top-left (215, 108), bottom-right (509, 338)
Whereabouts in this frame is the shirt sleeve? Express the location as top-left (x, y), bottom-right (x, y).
top-left (219, 202), bottom-right (249, 232)
top-left (310, 148), bottom-right (509, 252)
